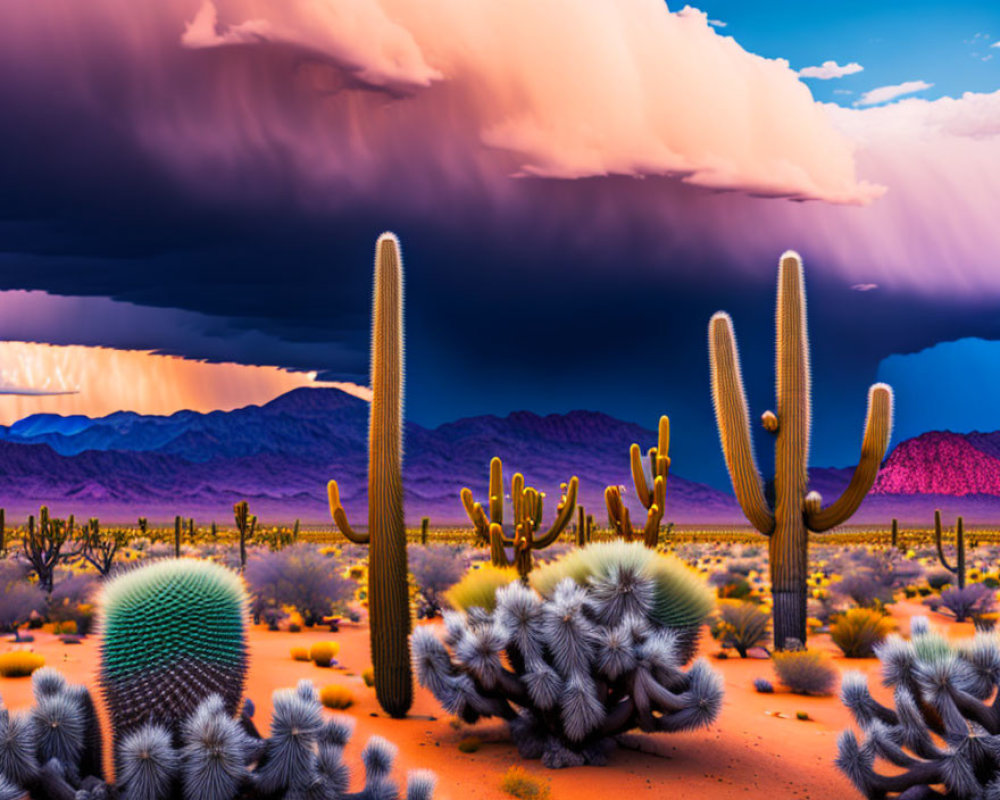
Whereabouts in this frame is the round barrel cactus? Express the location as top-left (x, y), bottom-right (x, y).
top-left (99, 558), bottom-right (249, 748)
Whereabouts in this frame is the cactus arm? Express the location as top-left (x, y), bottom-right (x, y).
top-left (460, 488), bottom-right (491, 544)
top-left (806, 383), bottom-right (893, 532)
top-left (488, 457), bottom-right (504, 525)
top-left (327, 479), bottom-right (370, 544)
top-left (642, 475), bottom-right (666, 549)
top-left (531, 476), bottom-right (578, 548)
top-left (511, 473), bottom-right (524, 524)
top-left (605, 485), bottom-right (634, 539)
top-left (489, 523), bottom-right (512, 567)
top-left (630, 444), bottom-right (652, 508)
top-left (708, 312), bottom-right (775, 535)
top-left (933, 509), bottom-right (957, 575)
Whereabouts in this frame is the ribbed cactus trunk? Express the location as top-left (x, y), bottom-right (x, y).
top-left (368, 233), bottom-right (412, 718)
top-left (771, 257), bottom-right (810, 648)
top-left (709, 251), bottom-right (894, 651)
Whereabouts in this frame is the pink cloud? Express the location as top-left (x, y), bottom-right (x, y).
top-left (1, 1), bottom-right (997, 298)
top-left (0, 341), bottom-right (368, 426)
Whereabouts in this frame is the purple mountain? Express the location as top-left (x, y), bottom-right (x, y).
top-left (3, 386), bottom-right (1000, 527)
top-left (0, 387), bottom-right (739, 525)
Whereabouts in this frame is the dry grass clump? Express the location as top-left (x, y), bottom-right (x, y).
top-left (500, 767), bottom-right (549, 800)
top-left (0, 651), bottom-right (45, 677)
top-left (319, 683), bottom-right (355, 709)
top-left (309, 641), bottom-right (340, 667)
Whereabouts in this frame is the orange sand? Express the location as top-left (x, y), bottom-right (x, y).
top-left (0, 601), bottom-right (972, 800)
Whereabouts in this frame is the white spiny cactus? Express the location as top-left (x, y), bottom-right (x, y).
top-left (413, 541), bottom-right (722, 768)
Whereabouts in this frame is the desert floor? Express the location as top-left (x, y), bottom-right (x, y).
top-left (0, 600), bottom-right (963, 800)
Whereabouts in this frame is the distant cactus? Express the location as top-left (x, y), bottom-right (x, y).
top-left (234, 500), bottom-right (257, 572)
top-left (708, 251), bottom-right (893, 649)
top-left (836, 616), bottom-right (1000, 798)
top-left (460, 456), bottom-right (578, 579)
top-left (79, 518), bottom-right (130, 577)
top-left (604, 415), bottom-right (670, 548)
top-left (890, 517), bottom-right (899, 549)
top-left (0, 672), bottom-right (435, 800)
top-left (21, 507), bottom-right (81, 593)
top-left (420, 517), bottom-right (429, 546)
top-left (933, 509), bottom-right (967, 589)
top-left (99, 559), bottom-right (249, 757)
top-left (414, 541), bottom-right (721, 768)
top-left (327, 232), bottom-right (412, 718)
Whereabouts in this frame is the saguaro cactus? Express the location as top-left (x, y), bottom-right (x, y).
top-left (327, 232), bottom-right (412, 718)
top-left (890, 517), bottom-right (899, 549)
top-left (933, 509), bottom-right (966, 589)
top-left (604, 415), bottom-right (670, 548)
top-left (460, 456), bottom-right (578, 578)
top-left (234, 501), bottom-right (256, 572)
top-left (708, 251), bottom-right (893, 649)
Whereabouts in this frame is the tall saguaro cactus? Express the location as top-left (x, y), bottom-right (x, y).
top-left (708, 251), bottom-right (893, 649)
top-left (604, 415), bottom-right (671, 548)
top-left (327, 232), bottom-right (412, 718)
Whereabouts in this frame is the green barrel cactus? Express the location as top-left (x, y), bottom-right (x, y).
top-left (99, 558), bottom-right (249, 751)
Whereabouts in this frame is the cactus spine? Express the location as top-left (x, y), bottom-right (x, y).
top-left (460, 456), bottom-right (578, 578)
top-left (708, 251), bottom-right (893, 649)
top-left (605, 415), bottom-right (670, 548)
top-left (327, 233), bottom-right (412, 718)
top-left (933, 509), bottom-right (966, 589)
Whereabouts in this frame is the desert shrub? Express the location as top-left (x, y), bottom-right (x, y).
top-left (446, 564), bottom-right (518, 613)
top-left (500, 767), bottom-right (549, 800)
top-left (836, 616), bottom-right (1000, 798)
top-left (362, 666), bottom-right (375, 687)
top-left (937, 583), bottom-right (996, 622)
top-left (309, 641), bottom-right (340, 667)
top-left (416, 542), bottom-right (723, 768)
top-left (290, 646), bottom-right (310, 662)
top-left (52, 620), bottom-right (78, 635)
top-left (409, 545), bottom-right (467, 619)
top-left (830, 608), bottom-right (893, 658)
top-left (245, 543), bottom-right (356, 626)
top-left (772, 648), bottom-right (838, 695)
top-left (0, 650), bottom-right (45, 677)
top-left (711, 600), bottom-right (770, 657)
top-left (796, 711), bottom-right (810, 721)
top-left (319, 684), bottom-right (355, 709)
top-left (531, 540), bottom-right (715, 648)
top-left (0, 561), bottom-right (46, 641)
top-left (48, 572), bottom-right (99, 635)
top-left (457, 737), bottom-right (481, 753)
top-left (753, 677), bottom-right (774, 693)
top-left (710, 571), bottom-right (753, 600)
top-left (925, 569), bottom-right (954, 591)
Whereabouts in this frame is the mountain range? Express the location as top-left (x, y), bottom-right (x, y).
top-left (0, 387), bottom-right (998, 525)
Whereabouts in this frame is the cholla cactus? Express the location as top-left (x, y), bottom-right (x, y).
top-left (837, 615), bottom-right (1000, 798)
top-left (0, 670), bottom-right (436, 800)
top-left (413, 541), bottom-right (722, 768)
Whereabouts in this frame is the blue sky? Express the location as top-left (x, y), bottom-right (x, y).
top-left (697, 1), bottom-right (999, 105)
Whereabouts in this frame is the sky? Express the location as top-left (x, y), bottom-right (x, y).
top-left (1, 0), bottom-right (999, 489)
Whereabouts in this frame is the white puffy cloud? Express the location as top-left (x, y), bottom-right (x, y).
top-left (799, 60), bottom-right (863, 79)
top-left (855, 80), bottom-right (933, 107)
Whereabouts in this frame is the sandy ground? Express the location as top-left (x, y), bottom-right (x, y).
top-left (0, 600), bottom-right (973, 800)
